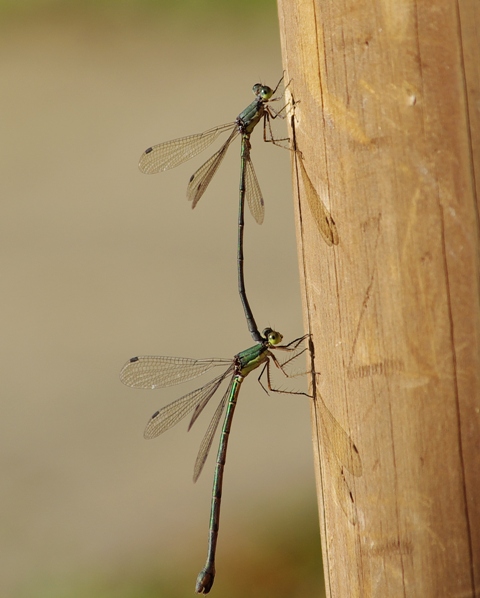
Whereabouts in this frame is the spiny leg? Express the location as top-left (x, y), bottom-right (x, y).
top-left (269, 73), bottom-right (293, 102)
top-left (258, 356), bottom-right (311, 398)
top-left (278, 332), bottom-right (310, 350)
top-left (263, 110), bottom-right (290, 149)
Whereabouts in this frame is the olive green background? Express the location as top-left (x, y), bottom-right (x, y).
top-left (1, 2), bottom-right (324, 596)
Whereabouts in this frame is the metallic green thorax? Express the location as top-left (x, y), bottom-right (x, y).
top-left (235, 328), bottom-right (283, 377)
top-left (237, 100), bottom-right (265, 135)
top-left (236, 85), bottom-right (274, 135)
top-left (236, 342), bottom-right (270, 377)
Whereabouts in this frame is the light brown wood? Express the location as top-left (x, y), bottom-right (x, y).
top-left (277, 0), bottom-right (480, 596)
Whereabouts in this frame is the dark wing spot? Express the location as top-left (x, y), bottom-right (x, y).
top-left (130, 356), bottom-right (139, 363)
top-left (151, 410), bottom-right (160, 419)
top-left (145, 147), bottom-right (153, 154)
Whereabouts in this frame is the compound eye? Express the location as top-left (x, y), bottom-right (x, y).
top-left (260, 86), bottom-right (273, 100)
top-left (267, 330), bottom-right (283, 346)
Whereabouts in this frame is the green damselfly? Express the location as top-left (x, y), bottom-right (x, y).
top-left (138, 79), bottom-right (288, 343)
top-left (121, 328), bottom-right (307, 593)
top-left (120, 330), bottom-right (361, 593)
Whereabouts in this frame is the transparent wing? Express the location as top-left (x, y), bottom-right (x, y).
top-left (143, 367), bottom-right (234, 439)
top-left (120, 355), bottom-right (232, 389)
top-left (244, 157), bottom-right (265, 225)
top-left (297, 155), bottom-right (339, 246)
top-left (193, 378), bottom-right (234, 482)
top-left (139, 123), bottom-right (235, 174)
top-left (187, 129), bottom-right (239, 208)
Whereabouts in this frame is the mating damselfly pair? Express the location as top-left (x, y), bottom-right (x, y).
top-left (121, 79), bottom-right (358, 593)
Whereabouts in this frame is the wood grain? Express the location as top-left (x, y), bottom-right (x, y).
top-left (277, 0), bottom-right (480, 596)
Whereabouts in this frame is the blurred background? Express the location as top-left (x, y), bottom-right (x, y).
top-left (1, 1), bottom-right (325, 596)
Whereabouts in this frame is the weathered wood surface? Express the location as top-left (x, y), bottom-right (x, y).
top-left (277, 0), bottom-right (480, 596)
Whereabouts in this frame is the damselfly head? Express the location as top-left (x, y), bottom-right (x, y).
top-left (262, 328), bottom-right (283, 346)
top-left (252, 84), bottom-right (274, 101)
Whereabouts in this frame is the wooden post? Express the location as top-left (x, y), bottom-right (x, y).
top-left (277, 1), bottom-right (480, 596)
